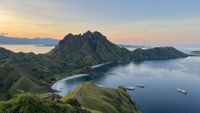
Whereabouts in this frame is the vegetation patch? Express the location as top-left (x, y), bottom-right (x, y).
top-left (0, 93), bottom-right (90, 113)
top-left (62, 82), bottom-right (141, 113)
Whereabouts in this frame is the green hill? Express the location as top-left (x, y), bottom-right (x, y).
top-left (49, 31), bottom-right (187, 66)
top-left (62, 82), bottom-right (140, 113)
top-left (0, 52), bottom-right (53, 99)
top-left (0, 83), bottom-right (139, 113)
top-left (48, 31), bottom-right (131, 67)
top-left (0, 31), bottom-right (188, 99)
top-left (131, 47), bottom-right (188, 60)
top-left (0, 93), bottom-right (90, 113)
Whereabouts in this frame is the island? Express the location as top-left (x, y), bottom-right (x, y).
top-left (0, 31), bottom-right (188, 113)
top-left (0, 35), bottom-right (59, 45)
top-left (191, 51), bottom-right (200, 55)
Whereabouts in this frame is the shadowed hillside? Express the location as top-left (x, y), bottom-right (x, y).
top-left (49, 31), bottom-right (131, 67)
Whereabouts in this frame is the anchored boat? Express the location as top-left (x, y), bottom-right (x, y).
top-left (126, 86), bottom-right (135, 90)
top-left (177, 88), bottom-right (187, 95)
top-left (136, 84), bottom-right (145, 88)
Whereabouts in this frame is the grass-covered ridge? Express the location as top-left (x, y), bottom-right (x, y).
top-left (0, 83), bottom-right (140, 113)
top-left (62, 82), bottom-right (140, 113)
top-left (0, 93), bottom-right (90, 113)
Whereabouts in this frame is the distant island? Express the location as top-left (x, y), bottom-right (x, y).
top-left (118, 44), bottom-right (146, 48)
top-left (0, 35), bottom-right (59, 45)
top-left (191, 50), bottom-right (200, 55)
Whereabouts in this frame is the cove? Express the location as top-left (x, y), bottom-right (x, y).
top-left (52, 56), bottom-right (200, 113)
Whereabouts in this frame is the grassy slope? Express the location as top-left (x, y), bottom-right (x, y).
top-left (0, 83), bottom-right (140, 113)
top-left (0, 50), bottom-right (80, 99)
top-left (62, 83), bottom-right (140, 113)
top-left (0, 93), bottom-right (90, 113)
top-left (0, 63), bottom-right (51, 99)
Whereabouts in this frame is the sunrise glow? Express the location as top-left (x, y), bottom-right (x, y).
top-left (0, 0), bottom-right (200, 44)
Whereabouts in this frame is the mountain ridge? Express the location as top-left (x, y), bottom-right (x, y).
top-left (49, 31), bottom-right (187, 65)
top-left (0, 31), bottom-right (188, 99)
top-left (0, 35), bottom-right (59, 45)
top-left (49, 31), bottom-right (131, 67)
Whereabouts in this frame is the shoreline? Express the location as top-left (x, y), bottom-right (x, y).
top-left (91, 62), bottom-right (111, 68)
top-left (51, 62), bottom-right (112, 94)
top-left (51, 74), bottom-right (90, 95)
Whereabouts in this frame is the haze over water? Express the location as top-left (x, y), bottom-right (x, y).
top-left (0, 44), bottom-right (54, 54)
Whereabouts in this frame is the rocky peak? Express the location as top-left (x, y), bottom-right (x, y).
top-left (54, 31), bottom-right (106, 51)
top-left (60, 31), bottom-right (106, 44)
top-left (48, 31), bottom-right (130, 64)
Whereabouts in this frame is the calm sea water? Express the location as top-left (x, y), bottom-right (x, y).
top-left (52, 56), bottom-right (200, 113)
top-left (0, 44), bottom-right (55, 54)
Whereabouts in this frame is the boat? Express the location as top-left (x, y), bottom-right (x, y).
top-left (177, 88), bottom-right (182, 92)
top-left (136, 84), bottom-right (145, 88)
top-left (126, 86), bottom-right (135, 90)
top-left (177, 88), bottom-right (187, 95)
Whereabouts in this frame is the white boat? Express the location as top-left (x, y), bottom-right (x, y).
top-left (177, 88), bottom-right (182, 92)
top-left (126, 86), bottom-right (135, 90)
top-left (136, 84), bottom-right (145, 88)
top-left (177, 88), bottom-right (187, 94)
top-left (181, 90), bottom-right (187, 94)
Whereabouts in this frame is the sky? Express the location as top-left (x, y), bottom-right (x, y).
top-left (0, 0), bottom-right (200, 44)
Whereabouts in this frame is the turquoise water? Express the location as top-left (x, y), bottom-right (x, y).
top-left (52, 56), bottom-right (200, 113)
